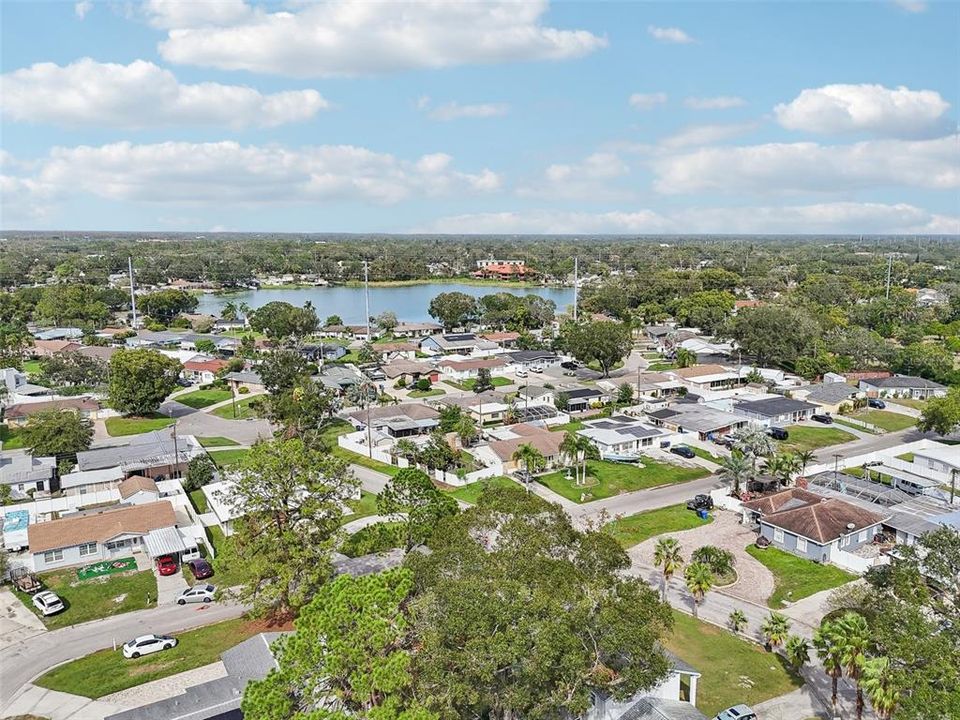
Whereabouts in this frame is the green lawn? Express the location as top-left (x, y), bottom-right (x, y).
top-left (211, 395), bottom-right (261, 420)
top-left (105, 414), bottom-right (175, 436)
top-left (781, 425), bottom-right (856, 453)
top-left (664, 611), bottom-right (803, 717)
top-left (34, 618), bottom-right (267, 698)
top-left (444, 376), bottom-right (512, 391)
top-left (549, 420), bottom-right (585, 433)
top-left (897, 452), bottom-right (915, 462)
top-left (197, 436), bottom-right (241, 448)
top-left (408, 388), bottom-right (446, 398)
top-left (204, 525), bottom-right (245, 588)
top-left (886, 397), bottom-right (926, 410)
top-left (687, 445), bottom-right (720, 462)
top-left (174, 388), bottom-right (232, 409)
top-left (341, 491), bottom-right (379, 524)
top-left (647, 362), bottom-right (678, 371)
top-left (746, 545), bottom-right (857, 608)
top-left (604, 504), bottom-right (713, 548)
top-left (0, 424), bottom-right (25, 450)
top-left (444, 476), bottom-right (520, 505)
top-left (15, 569), bottom-right (157, 630)
top-left (23, 359), bottom-right (42, 374)
top-left (538, 460), bottom-right (708, 503)
top-left (209, 449), bottom-right (250, 469)
top-left (320, 420), bottom-right (402, 477)
top-left (833, 417), bottom-right (879, 435)
top-left (189, 488), bottom-right (209, 514)
top-left (853, 410), bottom-right (917, 432)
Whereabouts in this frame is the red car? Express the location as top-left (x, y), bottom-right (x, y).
top-left (186, 558), bottom-right (214, 580)
top-left (156, 556), bottom-right (179, 576)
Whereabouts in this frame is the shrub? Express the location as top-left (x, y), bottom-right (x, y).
top-left (340, 523), bottom-right (403, 558)
top-left (184, 455), bottom-right (217, 492)
top-left (396, 377), bottom-right (407, 388)
top-left (415, 378), bottom-right (432, 391)
top-left (238, 386), bottom-right (250, 394)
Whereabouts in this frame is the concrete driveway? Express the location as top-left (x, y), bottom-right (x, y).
top-left (0, 588), bottom-right (46, 652)
top-left (627, 509), bottom-right (776, 605)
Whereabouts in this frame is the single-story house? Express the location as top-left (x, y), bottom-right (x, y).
top-left (316, 364), bottom-right (365, 392)
top-left (76, 345), bottom-right (120, 363)
top-left (223, 370), bottom-right (265, 394)
top-left (58, 466), bottom-right (125, 498)
top-left (633, 372), bottom-right (685, 399)
top-left (578, 415), bottom-right (674, 458)
top-left (4, 397), bottom-right (102, 426)
top-left (793, 381), bottom-right (864, 414)
top-left (516, 385), bottom-right (555, 406)
top-left (675, 337), bottom-right (734, 363)
top-left (182, 357), bottom-right (230, 384)
top-left (2, 367), bottom-right (50, 398)
top-left (910, 443), bottom-right (960, 476)
top-left (420, 333), bottom-right (499, 355)
top-left (300, 343), bottom-right (347, 362)
top-left (507, 350), bottom-right (562, 368)
top-left (437, 357), bottom-right (507, 381)
top-left (564, 387), bottom-right (605, 412)
top-left (118, 475), bottom-right (161, 505)
top-left (645, 404), bottom-right (749, 440)
top-left (858, 375), bottom-right (948, 400)
top-left (670, 364), bottom-right (742, 391)
top-left (742, 488), bottom-right (887, 564)
top-left (393, 321), bottom-right (443, 338)
top-left (348, 403), bottom-right (440, 438)
top-left (474, 424), bottom-right (565, 474)
top-left (202, 479), bottom-right (240, 536)
top-left (27, 500), bottom-right (186, 572)
top-left (587, 653), bottom-right (703, 720)
top-left (481, 331), bottom-right (522, 348)
top-left (31, 339), bottom-right (82, 358)
top-left (381, 359), bottom-right (438, 383)
top-left (374, 342), bottom-right (419, 360)
top-left (32, 327), bottom-right (83, 341)
top-left (733, 397), bottom-right (817, 426)
top-left (76, 431), bottom-right (205, 479)
top-left (0, 454), bottom-right (56, 499)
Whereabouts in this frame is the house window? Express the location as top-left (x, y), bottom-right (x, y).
top-left (43, 549), bottom-right (64, 563)
top-left (773, 528), bottom-right (784, 543)
top-left (106, 539), bottom-right (129, 551)
top-left (78, 542), bottom-right (97, 556)
top-left (796, 537), bottom-right (807, 553)
top-left (857, 530), bottom-right (867, 543)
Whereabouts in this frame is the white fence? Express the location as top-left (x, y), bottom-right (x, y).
top-left (831, 548), bottom-right (890, 575)
top-left (710, 489), bottom-right (743, 512)
top-left (338, 432), bottom-right (410, 469)
top-left (434, 465), bottom-right (500, 486)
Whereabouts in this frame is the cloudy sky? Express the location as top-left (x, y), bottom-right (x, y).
top-left (1, 0), bottom-right (958, 234)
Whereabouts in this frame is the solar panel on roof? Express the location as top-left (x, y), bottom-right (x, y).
top-left (623, 426), bottom-right (658, 438)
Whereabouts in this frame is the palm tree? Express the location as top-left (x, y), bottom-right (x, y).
top-left (796, 449), bottom-right (816, 477)
top-left (718, 453), bottom-right (752, 496)
top-left (776, 453), bottom-right (802, 486)
top-left (238, 301), bottom-right (252, 326)
top-left (728, 609), bottom-right (748, 634)
top-left (691, 545), bottom-right (735, 580)
top-left (576, 435), bottom-right (598, 485)
top-left (785, 634), bottom-right (811, 670)
top-left (560, 431), bottom-right (581, 483)
top-left (833, 611), bottom-right (871, 720)
top-left (675, 347), bottom-right (697, 368)
top-left (455, 416), bottom-right (478, 447)
top-left (814, 620), bottom-right (845, 709)
top-left (653, 537), bottom-right (684, 602)
top-left (221, 301), bottom-right (239, 322)
top-left (684, 562), bottom-right (713, 617)
top-left (761, 611), bottom-right (792, 651)
top-left (732, 427), bottom-right (776, 481)
top-left (393, 439), bottom-right (419, 466)
top-left (511, 443), bottom-right (546, 476)
top-left (862, 656), bottom-right (900, 720)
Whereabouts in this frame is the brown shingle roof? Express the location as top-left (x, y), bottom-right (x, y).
top-left (438, 357), bottom-right (506, 372)
top-left (741, 488), bottom-right (824, 515)
top-left (28, 500), bottom-right (177, 553)
top-left (118, 475), bottom-right (159, 499)
top-left (673, 364), bottom-right (731, 379)
top-left (32, 340), bottom-right (82, 354)
top-left (489, 430), bottom-right (564, 462)
top-left (349, 402), bottom-right (439, 423)
top-left (5, 397), bottom-right (100, 420)
top-left (761, 498), bottom-right (887, 544)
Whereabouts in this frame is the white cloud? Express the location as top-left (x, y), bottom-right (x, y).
top-left (416, 202), bottom-right (959, 235)
top-left (651, 135), bottom-right (959, 194)
top-left (684, 96), bottom-right (746, 110)
top-left (423, 101), bottom-right (510, 121)
top-left (893, 0), bottom-right (927, 13)
top-left (74, 1), bottom-right (93, 20)
top-left (660, 122), bottom-right (758, 149)
top-left (647, 25), bottom-right (695, 44)
top-left (1, 59), bottom-right (329, 128)
top-left (2, 141), bottom-right (501, 212)
top-left (152, 0), bottom-right (606, 77)
top-left (774, 83), bottom-right (950, 137)
top-left (519, 152), bottom-right (629, 200)
top-left (629, 92), bottom-right (668, 110)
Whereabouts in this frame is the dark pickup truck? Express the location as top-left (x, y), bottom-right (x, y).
top-left (686, 494), bottom-right (714, 511)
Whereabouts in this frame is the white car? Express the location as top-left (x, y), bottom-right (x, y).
top-left (515, 368), bottom-right (528, 378)
top-left (530, 365), bottom-right (543, 373)
top-left (122, 634), bottom-right (178, 659)
top-left (176, 584), bottom-right (216, 605)
top-left (714, 705), bottom-right (756, 720)
top-left (32, 590), bottom-right (65, 616)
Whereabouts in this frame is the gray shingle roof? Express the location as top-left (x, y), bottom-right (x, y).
top-left (802, 381), bottom-right (859, 404)
top-left (734, 397), bottom-right (817, 417)
top-left (618, 698), bottom-right (708, 720)
top-left (868, 375), bottom-right (946, 390)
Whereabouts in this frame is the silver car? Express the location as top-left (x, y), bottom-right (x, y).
top-left (32, 590), bottom-right (65, 616)
top-left (176, 584), bottom-right (216, 605)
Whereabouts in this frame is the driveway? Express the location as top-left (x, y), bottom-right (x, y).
top-left (627, 510), bottom-right (776, 605)
top-left (0, 588), bottom-right (46, 652)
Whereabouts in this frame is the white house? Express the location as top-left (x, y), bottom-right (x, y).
top-left (578, 415), bottom-right (675, 459)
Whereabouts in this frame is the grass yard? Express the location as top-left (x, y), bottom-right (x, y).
top-left (897, 452), bottom-right (915, 462)
top-left (23, 359), bottom-right (42, 374)
top-left (537, 459), bottom-right (708, 503)
top-left (688, 445), bottom-right (721, 462)
top-left (407, 388), bottom-right (446, 398)
top-left (202, 525), bottom-right (246, 588)
top-left (0, 424), bottom-right (25, 450)
top-left (444, 376), bottom-right (512, 391)
top-left (886, 397), bottom-right (926, 411)
top-left (211, 395), bottom-right (261, 420)
top-left (664, 611), bottom-right (802, 717)
top-left (319, 420), bottom-right (403, 477)
top-left (647, 362), bottom-right (678, 371)
top-left (15, 569), bottom-right (157, 629)
top-left (34, 618), bottom-right (272, 698)
top-left (197, 436), bottom-right (241, 448)
top-left (174, 388), bottom-right (232, 409)
top-left (781, 425), bottom-right (856, 453)
top-left (853, 410), bottom-right (917, 432)
top-left (549, 420), bottom-right (585, 433)
top-left (444, 475), bottom-right (519, 505)
top-left (189, 488), bottom-right (209, 514)
top-left (208, 449), bottom-right (250, 469)
top-left (341, 491), bottom-right (379, 524)
top-left (105, 414), bottom-right (175, 437)
top-left (746, 544), bottom-right (857, 608)
top-left (604, 504), bottom-right (713, 548)
top-left (833, 417), bottom-right (879, 435)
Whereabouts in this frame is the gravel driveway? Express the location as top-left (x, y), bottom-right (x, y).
top-left (626, 509), bottom-right (776, 605)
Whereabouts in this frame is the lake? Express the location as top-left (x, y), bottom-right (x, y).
top-left (195, 283), bottom-right (575, 324)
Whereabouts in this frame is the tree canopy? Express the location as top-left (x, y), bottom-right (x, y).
top-left (108, 348), bottom-right (182, 415)
top-left (560, 320), bottom-right (632, 377)
top-left (20, 409), bottom-right (93, 457)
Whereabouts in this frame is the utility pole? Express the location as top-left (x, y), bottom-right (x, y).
top-left (128, 256), bottom-right (138, 329)
top-left (951, 468), bottom-right (957, 505)
top-left (885, 254), bottom-right (893, 299)
top-left (573, 256), bottom-right (579, 322)
top-left (171, 421), bottom-right (180, 479)
top-left (364, 260), bottom-right (371, 342)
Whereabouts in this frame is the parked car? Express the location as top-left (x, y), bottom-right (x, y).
top-left (560, 360), bottom-right (581, 370)
top-left (670, 445), bottom-right (696, 459)
top-left (177, 584), bottom-right (216, 605)
top-left (530, 365), bottom-right (544, 373)
top-left (686, 494), bottom-right (714, 511)
top-left (32, 590), bottom-right (65, 616)
top-left (713, 435), bottom-right (735, 448)
top-left (562, 370), bottom-right (576, 376)
top-left (515, 368), bottom-right (528, 378)
top-left (868, 398), bottom-right (886, 409)
top-left (713, 705), bottom-right (756, 720)
top-left (767, 427), bottom-right (789, 440)
top-left (122, 634), bottom-right (178, 659)
top-left (811, 413), bottom-right (834, 424)
top-left (186, 558), bottom-right (214, 580)
top-left (156, 555), bottom-right (179, 576)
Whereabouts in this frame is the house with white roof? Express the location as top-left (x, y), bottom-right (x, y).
top-left (577, 415), bottom-right (675, 459)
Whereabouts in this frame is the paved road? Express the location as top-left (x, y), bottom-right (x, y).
top-left (812, 425), bottom-right (933, 463)
top-left (0, 599), bottom-right (245, 709)
top-left (569, 474), bottom-right (725, 525)
top-left (158, 399), bottom-right (273, 445)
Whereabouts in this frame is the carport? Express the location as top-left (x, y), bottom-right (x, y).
top-left (143, 526), bottom-right (187, 561)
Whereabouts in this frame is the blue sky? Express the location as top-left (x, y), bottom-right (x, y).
top-left (1, 0), bottom-right (957, 234)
